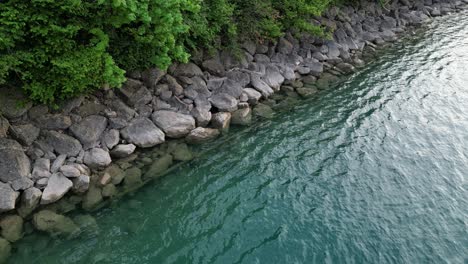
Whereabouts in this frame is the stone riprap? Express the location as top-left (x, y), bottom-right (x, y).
top-left (0, 0), bottom-right (466, 262)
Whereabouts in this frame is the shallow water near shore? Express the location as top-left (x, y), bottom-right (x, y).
top-left (10, 11), bottom-right (468, 264)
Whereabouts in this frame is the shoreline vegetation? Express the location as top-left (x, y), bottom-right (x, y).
top-left (0, 0), bottom-right (467, 262)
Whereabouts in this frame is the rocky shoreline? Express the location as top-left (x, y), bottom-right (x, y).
top-left (0, 0), bottom-right (467, 262)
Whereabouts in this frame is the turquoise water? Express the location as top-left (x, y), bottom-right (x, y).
top-left (11, 12), bottom-right (468, 264)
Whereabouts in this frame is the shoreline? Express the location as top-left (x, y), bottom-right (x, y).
top-left (0, 0), bottom-right (467, 262)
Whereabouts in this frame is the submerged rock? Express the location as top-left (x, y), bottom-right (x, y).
top-left (82, 185), bottom-right (103, 211)
top-left (231, 107), bottom-right (252, 126)
top-left (186, 128), bottom-right (220, 144)
top-left (168, 142), bottom-right (193, 161)
top-left (0, 238), bottom-right (11, 264)
top-left (0, 215), bottom-right (23, 242)
top-left (123, 167), bottom-right (143, 188)
top-left (253, 103), bottom-right (275, 119)
top-left (32, 210), bottom-right (80, 236)
top-left (72, 175), bottom-right (90, 193)
top-left (146, 154), bottom-right (173, 178)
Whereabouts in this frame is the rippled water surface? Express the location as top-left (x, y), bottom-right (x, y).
top-left (11, 12), bottom-right (468, 264)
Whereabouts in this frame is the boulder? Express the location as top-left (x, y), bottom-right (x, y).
top-left (0, 238), bottom-right (11, 264)
top-left (102, 129), bottom-right (120, 150)
top-left (41, 173), bottom-right (73, 204)
top-left (0, 116), bottom-right (9, 138)
top-left (0, 138), bottom-right (31, 183)
top-left (17, 187), bottom-right (42, 217)
top-left (165, 75), bottom-right (184, 96)
top-left (82, 185), bottom-right (103, 211)
top-left (231, 108), bottom-right (252, 126)
top-left (105, 165), bottom-right (125, 185)
top-left (214, 79), bottom-right (243, 98)
top-left (69, 115), bottom-right (108, 147)
top-left (243, 88), bottom-right (262, 105)
top-left (168, 142), bottom-right (193, 161)
top-left (108, 99), bottom-right (136, 121)
top-left (250, 74), bottom-right (274, 98)
top-left (209, 94), bottom-right (238, 112)
top-left (226, 71), bottom-right (251, 88)
top-left (10, 177), bottom-right (34, 191)
top-left (336, 62), bottom-right (356, 74)
top-left (9, 124), bottom-right (40, 146)
top-left (0, 183), bottom-right (19, 213)
top-left (307, 61), bottom-right (324, 77)
top-left (60, 165), bottom-right (81, 178)
top-left (141, 68), bottom-right (166, 90)
top-left (152, 110), bottom-right (196, 138)
top-left (72, 175), bottom-right (90, 193)
top-left (277, 37), bottom-right (294, 54)
top-left (263, 65), bottom-right (285, 91)
top-left (191, 107), bottom-right (212, 127)
top-left (211, 112), bottom-right (231, 132)
top-left (110, 144), bottom-right (136, 158)
top-left (118, 78), bottom-right (152, 106)
top-left (102, 184), bottom-right (117, 198)
top-left (42, 130), bottom-right (82, 157)
top-left (296, 87), bottom-right (319, 98)
top-left (186, 128), bottom-right (220, 144)
top-left (34, 114), bottom-right (72, 130)
top-left (83, 148), bottom-right (112, 169)
top-left (121, 117), bottom-right (165, 148)
top-left (145, 154), bottom-right (173, 178)
top-left (51, 154), bottom-right (67, 173)
top-left (32, 210), bottom-right (80, 236)
top-left (0, 215), bottom-right (23, 242)
top-left (253, 103), bottom-right (275, 119)
top-left (123, 167), bottom-right (143, 188)
top-left (202, 59), bottom-right (225, 76)
top-left (173, 62), bottom-right (203, 77)
top-left (0, 89), bottom-right (32, 119)
top-left (32, 158), bottom-right (51, 180)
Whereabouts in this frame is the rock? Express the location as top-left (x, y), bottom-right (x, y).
top-left (109, 99), bottom-right (136, 121)
top-left (173, 62), bottom-right (203, 77)
top-left (307, 61), bottom-right (324, 77)
top-left (255, 54), bottom-right (271, 63)
top-left (51, 154), bottom-right (67, 173)
top-left (102, 184), bottom-right (117, 198)
top-left (82, 185), bottom-right (103, 211)
top-left (105, 165), bottom-right (125, 185)
top-left (242, 41), bottom-right (257, 55)
top-left (72, 175), bottom-right (90, 193)
top-left (0, 215), bottom-right (23, 242)
top-left (122, 118), bottom-right (165, 148)
top-left (9, 123), bottom-right (40, 146)
top-left (211, 112), bottom-right (231, 132)
top-left (69, 115), bottom-right (108, 148)
top-left (10, 177), bottom-right (33, 191)
top-left (32, 210), bottom-right (79, 236)
top-left (141, 68), bottom-right (166, 90)
top-left (102, 129), bottom-right (120, 150)
top-left (202, 59), bottom-right (225, 76)
top-left (191, 107), bottom-right (212, 127)
top-left (73, 214), bottom-right (99, 234)
top-left (41, 173), bottom-right (73, 204)
top-left (0, 183), bottom-right (19, 213)
top-left (17, 187), bottom-right (42, 217)
top-left (209, 94), bottom-right (238, 112)
top-left (263, 65), bottom-right (285, 91)
top-left (0, 238), bottom-right (11, 264)
top-left (243, 88), bottom-right (262, 105)
top-left (0, 116), bottom-right (9, 138)
top-left (118, 79), bottom-right (152, 106)
top-left (226, 71), bottom-right (251, 88)
top-left (277, 37), bottom-right (294, 54)
top-left (165, 75), bottom-right (184, 96)
top-left (42, 130), bottom-right (82, 157)
top-left (253, 103), bottom-right (275, 119)
top-left (316, 73), bottom-right (340, 89)
top-left (35, 178), bottom-right (49, 189)
top-left (326, 41), bottom-right (341, 58)
top-left (312, 51), bottom-right (327, 61)
top-left (60, 165), bottom-right (81, 178)
top-left (250, 74), bottom-right (274, 98)
top-left (145, 154), bottom-right (173, 178)
top-left (231, 108), bottom-right (252, 126)
top-left (297, 66), bottom-right (311, 75)
top-left (34, 114), bottom-right (72, 130)
top-left (296, 87), bottom-right (319, 98)
top-left (168, 142), bottom-right (193, 161)
top-left (0, 89), bottom-right (32, 119)
top-left (83, 148), bottom-right (112, 169)
top-left (110, 144), bottom-right (136, 158)
top-left (123, 167), bottom-right (142, 188)
top-left (215, 78), bottom-right (243, 98)
top-left (99, 172), bottom-right (111, 186)
top-left (186, 128), bottom-right (220, 144)
top-left (336, 62), bottom-right (356, 73)
top-left (152, 110), bottom-right (196, 138)
top-left (0, 138), bottom-right (31, 183)
top-left (32, 158), bottom-right (51, 180)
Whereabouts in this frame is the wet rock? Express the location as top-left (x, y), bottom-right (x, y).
top-left (326, 41), bottom-right (341, 58)
top-left (316, 73), bottom-right (340, 89)
top-left (168, 142), bottom-right (193, 161)
top-left (42, 130), bottom-right (82, 157)
top-left (105, 165), bottom-right (125, 185)
top-left (9, 123), bottom-right (40, 146)
top-left (41, 173), bottom-right (73, 204)
top-left (0, 138), bottom-right (31, 183)
top-left (146, 154), bottom-right (173, 178)
top-left (336, 62), bottom-right (356, 73)
top-left (10, 177), bottom-right (34, 191)
top-left (251, 73), bottom-right (274, 98)
top-left (102, 184), bottom-right (117, 198)
top-left (297, 66), bottom-right (311, 75)
top-left (34, 114), bottom-right (72, 130)
top-left (0, 215), bottom-right (23, 242)
top-left (231, 108), bottom-right (252, 126)
top-left (32, 210), bottom-right (79, 236)
top-left (296, 87), bottom-right (319, 98)
top-left (152, 110), bottom-right (196, 138)
top-left (102, 129), bottom-right (120, 150)
top-left (124, 167), bottom-right (142, 188)
top-left (0, 183), bottom-right (19, 213)
top-left (302, 75), bottom-right (317, 85)
top-left (110, 144), bottom-right (136, 158)
top-left (0, 238), bottom-right (11, 264)
top-left (69, 115), bottom-right (108, 148)
top-left (173, 62), bottom-right (203, 77)
top-left (72, 175), bottom-right (90, 193)
top-left (253, 103), bottom-right (275, 119)
top-left (0, 116), bottom-right (9, 138)
top-left (121, 117), bottom-right (165, 148)
top-left (186, 128), bottom-right (220, 144)
top-left (83, 148), bottom-right (112, 169)
top-left (82, 185), bottom-right (103, 211)
top-left (60, 165), bottom-right (81, 178)
top-left (73, 214), bottom-right (99, 234)
top-left (118, 78), bottom-right (152, 106)
top-left (17, 187), bottom-right (42, 217)
top-left (307, 61), bottom-right (324, 77)
top-left (243, 88), bottom-right (262, 105)
top-left (211, 112), bottom-right (231, 132)
top-left (191, 107), bottom-right (212, 127)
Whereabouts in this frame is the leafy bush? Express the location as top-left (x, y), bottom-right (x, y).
top-left (0, 0), bottom-right (333, 104)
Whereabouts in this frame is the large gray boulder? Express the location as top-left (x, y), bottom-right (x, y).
top-left (17, 187), bottom-right (42, 217)
top-left (83, 148), bottom-right (112, 169)
top-left (0, 138), bottom-right (31, 183)
top-left (72, 175), bottom-right (90, 193)
top-left (33, 114), bottom-right (72, 130)
top-left (250, 74), bottom-right (274, 98)
top-left (0, 183), bottom-right (19, 213)
top-left (243, 88), bottom-right (262, 105)
top-left (102, 129), bottom-right (120, 150)
top-left (110, 144), bottom-right (136, 158)
top-left (121, 117), bottom-right (165, 148)
top-left (191, 107), bottom-right (212, 127)
top-left (69, 115), bottom-right (108, 147)
top-left (40, 173), bottom-right (73, 204)
top-left (173, 62), bottom-right (203, 77)
top-left (263, 65), bottom-right (285, 91)
top-left (0, 89), bottom-right (32, 119)
top-left (31, 158), bottom-right (51, 180)
top-left (141, 67), bottom-right (166, 90)
top-left (42, 130), bottom-right (82, 157)
top-left (211, 112), bottom-right (231, 132)
top-left (209, 94), bottom-right (238, 112)
top-left (152, 110), bottom-right (196, 138)
top-left (9, 123), bottom-right (40, 146)
top-left (118, 78), bottom-right (152, 106)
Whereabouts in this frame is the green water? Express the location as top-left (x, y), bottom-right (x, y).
top-left (11, 12), bottom-right (468, 264)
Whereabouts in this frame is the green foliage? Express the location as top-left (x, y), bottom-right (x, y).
top-left (0, 0), bottom-right (333, 105)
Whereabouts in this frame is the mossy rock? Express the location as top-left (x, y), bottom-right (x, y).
top-left (168, 142), bottom-right (193, 161)
top-left (0, 215), bottom-right (23, 242)
top-left (32, 210), bottom-right (80, 237)
top-left (145, 154), bottom-right (174, 178)
top-left (123, 167), bottom-right (142, 188)
top-left (296, 87), bottom-right (318, 98)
